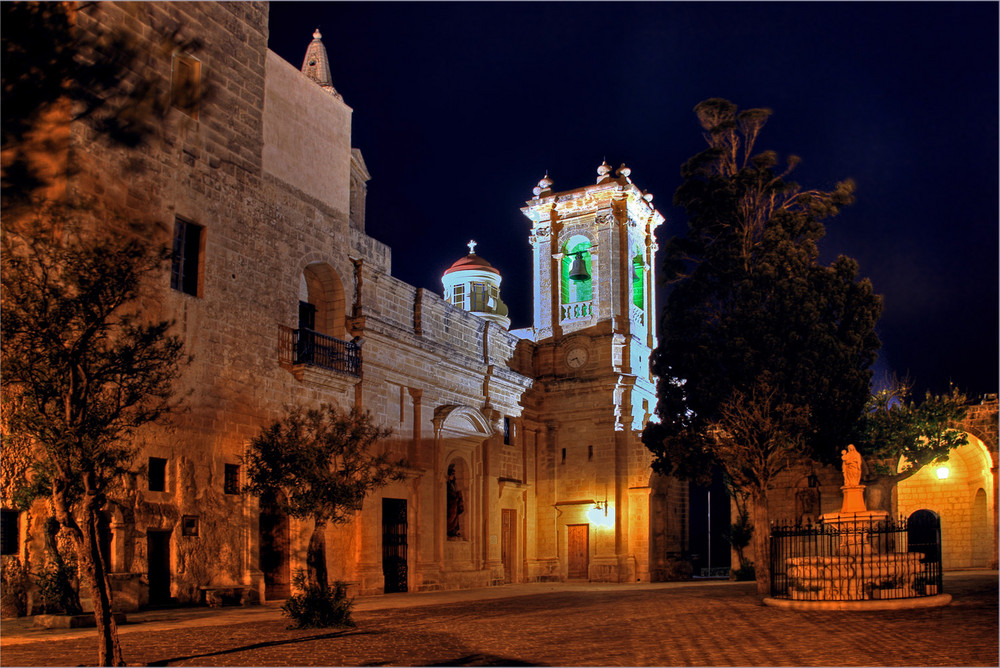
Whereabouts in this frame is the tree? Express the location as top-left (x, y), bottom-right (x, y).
top-left (1, 207), bottom-right (186, 666)
top-left (1, 2), bottom-right (199, 211)
top-left (244, 405), bottom-right (406, 594)
top-left (853, 381), bottom-right (968, 513)
top-left (642, 99), bottom-right (882, 595)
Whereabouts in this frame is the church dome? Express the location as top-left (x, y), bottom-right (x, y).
top-left (441, 241), bottom-right (510, 330)
top-left (444, 252), bottom-right (500, 276)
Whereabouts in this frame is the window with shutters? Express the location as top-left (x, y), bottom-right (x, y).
top-left (171, 217), bottom-right (204, 297)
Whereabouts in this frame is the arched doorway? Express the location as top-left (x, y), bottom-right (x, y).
top-left (907, 509), bottom-right (941, 564)
top-left (971, 488), bottom-right (989, 567)
top-left (259, 492), bottom-right (290, 600)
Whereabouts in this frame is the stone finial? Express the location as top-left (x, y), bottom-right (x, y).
top-left (616, 163), bottom-right (631, 178)
top-left (597, 160), bottom-right (612, 184)
top-left (301, 27), bottom-right (340, 98)
top-left (533, 173), bottom-right (553, 198)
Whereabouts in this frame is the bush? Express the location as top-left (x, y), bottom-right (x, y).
top-left (282, 570), bottom-right (355, 629)
top-left (1, 556), bottom-right (30, 617)
top-left (731, 561), bottom-right (756, 581)
top-left (34, 559), bottom-right (82, 615)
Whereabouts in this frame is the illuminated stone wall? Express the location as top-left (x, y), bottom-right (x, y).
top-left (11, 2), bottom-right (684, 610)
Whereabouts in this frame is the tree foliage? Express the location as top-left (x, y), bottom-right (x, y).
top-left (852, 381), bottom-right (968, 512)
top-left (1, 2), bottom-right (202, 210)
top-left (244, 404), bottom-right (406, 594)
top-left (642, 98), bottom-right (882, 594)
top-left (1, 206), bottom-right (186, 666)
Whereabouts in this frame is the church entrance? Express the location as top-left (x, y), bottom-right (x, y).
top-left (567, 524), bottom-right (589, 579)
top-left (259, 494), bottom-right (290, 599)
top-left (501, 509), bottom-right (516, 583)
top-left (382, 498), bottom-right (408, 593)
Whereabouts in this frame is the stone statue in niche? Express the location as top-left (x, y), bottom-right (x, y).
top-left (841, 444), bottom-right (862, 487)
top-left (446, 463), bottom-right (464, 539)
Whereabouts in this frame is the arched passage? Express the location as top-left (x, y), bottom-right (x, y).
top-left (897, 434), bottom-right (995, 569)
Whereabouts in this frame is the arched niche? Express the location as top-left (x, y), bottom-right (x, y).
top-left (299, 261), bottom-right (346, 340)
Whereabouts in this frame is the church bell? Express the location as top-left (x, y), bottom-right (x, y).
top-left (568, 253), bottom-right (590, 282)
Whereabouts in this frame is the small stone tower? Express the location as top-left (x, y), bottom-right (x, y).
top-left (441, 241), bottom-right (512, 330)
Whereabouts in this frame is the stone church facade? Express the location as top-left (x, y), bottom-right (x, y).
top-left (3, 2), bottom-right (687, 610)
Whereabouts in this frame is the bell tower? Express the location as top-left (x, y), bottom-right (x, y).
top-left (519, 162), bottom-right (671, 583)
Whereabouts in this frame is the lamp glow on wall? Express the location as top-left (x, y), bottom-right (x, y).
top-left (587, 498), bottom-right (615, 528)
top-left (936, 466), bottom-right (950, 480)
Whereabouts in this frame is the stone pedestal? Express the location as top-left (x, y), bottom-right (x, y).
top-left (839, 485), bottom-right (867, 514)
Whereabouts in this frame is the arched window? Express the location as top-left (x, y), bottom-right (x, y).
top-left (561, 237), bottom-right (592, 305)
top-left (631, 250), bottom-right (644, 309)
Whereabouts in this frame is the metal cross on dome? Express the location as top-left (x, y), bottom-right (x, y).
top-left (467, 240), bottom-right (477, 254)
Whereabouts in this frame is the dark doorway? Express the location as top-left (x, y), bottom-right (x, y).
top-left (567, 524), bottom-right (589, 579)
top-left (501, 509), bottom-right (516, 583)
top-left (688, 467), bottom-right (731, 576)
top-left (382, 498), bottom-right (407, 593)
top-left (908, 509), bottom-right (941, 563)
top-left (260, 494), bottom-right (290, 599)
top-left (147, 529), bottom-right (171, 605)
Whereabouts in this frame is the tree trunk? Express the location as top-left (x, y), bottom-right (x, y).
top-left (52, 483), bottom-right (123, 666)
top-left (307, 518), bottom-right (328, 591)
top-left (77, 505), bottom-right (124, 666)
top-left (866, 476), bottom-right (896, 515)
top-left (751, 492), bottom-right (771, 596)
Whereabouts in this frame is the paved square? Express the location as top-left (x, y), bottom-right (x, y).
top-left (1, 572), bottom-right (996, 666)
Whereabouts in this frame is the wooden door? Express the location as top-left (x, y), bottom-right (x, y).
top-left (260, 496), bottom-right (290, 599)
top-left (501, 509), bottom-right (516, 583)
top-left (567, 524), bottom-right (589, 579)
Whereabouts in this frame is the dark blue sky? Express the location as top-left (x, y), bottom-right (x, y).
top-left (267, 2), bottom-right (998, 400)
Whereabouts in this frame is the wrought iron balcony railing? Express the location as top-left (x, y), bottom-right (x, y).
top-left (279, 325), bottom-right (361, 377)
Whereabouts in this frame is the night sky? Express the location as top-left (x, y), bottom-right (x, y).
top-left (266, 2), bottom-right (998, 400)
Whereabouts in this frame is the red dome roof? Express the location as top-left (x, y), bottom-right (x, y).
top-left (444, 253), bottom-right (500, 276)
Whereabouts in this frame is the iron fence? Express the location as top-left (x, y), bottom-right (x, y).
top-left (278, 326), bottom-right (361, 377)
top-left (769, 513), bottom-right (942, 601)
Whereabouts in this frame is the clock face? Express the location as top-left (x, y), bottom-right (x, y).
top-left (565, 345), bottom-right (589, 369)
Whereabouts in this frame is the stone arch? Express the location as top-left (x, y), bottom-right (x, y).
top-left (432, 404), bottom-right (495, 438)
top-left (298, 260), bottom-right (347, 340)
top-left (897, 433), bottom-right (995, 569)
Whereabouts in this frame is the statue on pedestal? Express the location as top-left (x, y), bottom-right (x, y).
top-left (841, 444), bottom-right (862, 487)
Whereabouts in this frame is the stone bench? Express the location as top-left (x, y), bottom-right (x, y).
top-left (199, 586), bottom-right (251, 607)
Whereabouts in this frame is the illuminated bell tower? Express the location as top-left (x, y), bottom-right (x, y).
top-left (520, 161), bottom-right (666, 583)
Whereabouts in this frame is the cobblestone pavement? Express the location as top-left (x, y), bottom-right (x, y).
top-left (1, 571), bottom-right (996, 667)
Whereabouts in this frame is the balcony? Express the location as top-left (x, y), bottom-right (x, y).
top-left (279, 325), bottom-right (361, 378)
top-left (560, 300), bottom-right (593, 322)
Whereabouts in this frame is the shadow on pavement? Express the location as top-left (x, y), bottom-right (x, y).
top-left (422, 653), bottom-right (544, 666)
top-left (145, 628), bottom-right (374, 666)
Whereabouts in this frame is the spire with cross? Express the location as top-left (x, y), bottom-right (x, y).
top-left (467, 240), bottom-right (477, 255)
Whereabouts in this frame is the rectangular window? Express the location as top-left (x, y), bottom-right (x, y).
top-left (503, 417), bottom-right (511, 445)
top-left (470, 282), bottom-right (488, 311)
top-left (148, 457), bottom-right (167, 492)
top-left (1, 509), bottom-right (20, 555)
top-left (451, 284), bottom-right (465, 308)
top-left (561, 448), bottom-right (566, 464)
top-left (181, 516), bottom-right (199, 537)
top-left (588, 445), bottom-right (593, 461)
top-left (224, 464), bottom-right (240, 495)
top-left (171, 54), bottom-right (201, 119)
top-left (170, 218), bottom-right (203, 296)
